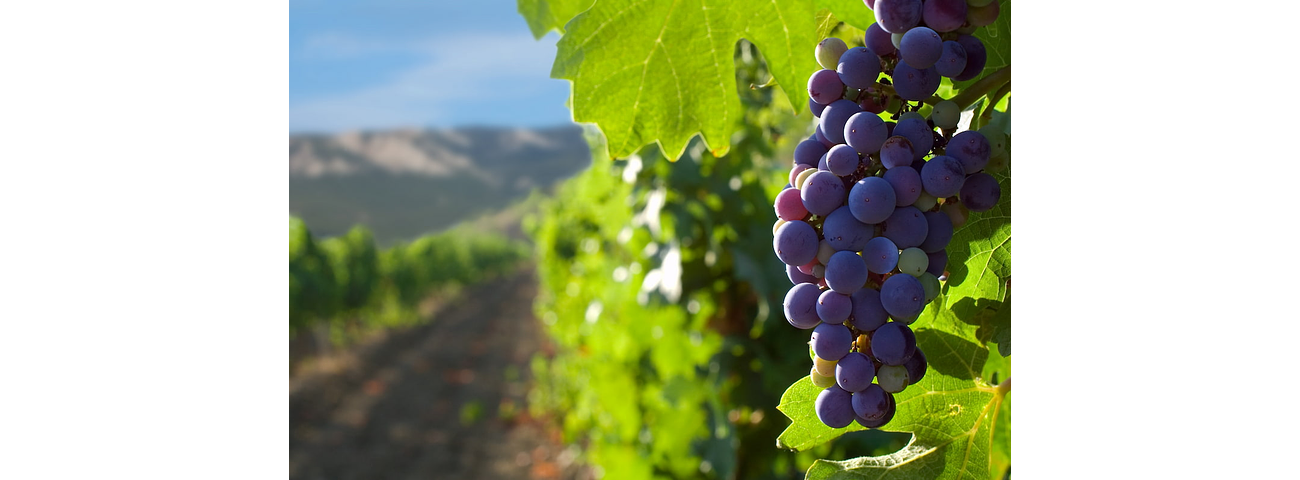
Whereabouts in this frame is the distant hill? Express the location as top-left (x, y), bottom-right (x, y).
top-left (290, 125), bottom-right (591, 245)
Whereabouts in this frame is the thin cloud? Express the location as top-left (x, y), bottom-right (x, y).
top-left (291, 32), bottom-right (570, 132)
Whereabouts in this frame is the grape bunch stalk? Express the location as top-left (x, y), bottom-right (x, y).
top-left (773, 0), bottom-right (1004, 429)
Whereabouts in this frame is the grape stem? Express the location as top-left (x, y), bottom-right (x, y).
top-left (977, 81), bottom-right (1011, 125)
top-left (950, 65), bottom-right (1011, 111)
top-left (870, 65), bottom-right (1010, 110)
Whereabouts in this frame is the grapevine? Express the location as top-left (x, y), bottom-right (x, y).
top-left (517, 0), bottom-right (1012, 477)
top-left (775, 0), bottom-right (1005, 433)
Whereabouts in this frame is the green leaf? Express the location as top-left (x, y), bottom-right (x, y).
top-left (517, 0), bottom-right (597, 39)
top-left (547, 0), bottom-right (822, 160)
top-left (775, 376), bottom-right (858, 451)
top-left (814, 0), bottom-right (876, 31)
top-left (953, 0), bottom-right (1010, 92)
top-left (943, 168), bottom-right (1011, 320)
top-left (813, 9), bottom-right (840, 42)
top-left (989, 303), bottom-right (1010, 357)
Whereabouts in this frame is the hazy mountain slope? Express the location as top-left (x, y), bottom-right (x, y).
top-left (290, 125), bottom-right (590, 244)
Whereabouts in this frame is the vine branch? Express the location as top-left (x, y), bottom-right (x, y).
top-left (950, 65), bottom-right (1010, 110)
top-left (977, 80), bottom-right (1012, 128)
top-left (870, 64), bottom-right (1010, 111)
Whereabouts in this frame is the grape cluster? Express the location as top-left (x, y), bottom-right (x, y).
top-left (773, 0), bottom-right (1004, 430)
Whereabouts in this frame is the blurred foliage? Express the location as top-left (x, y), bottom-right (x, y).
top-left (524, 41), bottom-right (909, 480)
top-left (288, 217), bottom-right (528, 341)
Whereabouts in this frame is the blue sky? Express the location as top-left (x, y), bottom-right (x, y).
top-left (290, 0), bottom-right (572, 132)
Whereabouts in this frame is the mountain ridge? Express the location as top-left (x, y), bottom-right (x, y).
top-left (290, 125), bottom-right (590, 245)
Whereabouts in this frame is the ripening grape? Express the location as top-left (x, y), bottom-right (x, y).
top-left (776, 22), bottom-right (1009, 430)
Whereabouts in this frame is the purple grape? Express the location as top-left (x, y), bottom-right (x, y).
top-left (844, 112), bottom-right (889, 155)
top-left (953, 35), bottom-right (987, 81)
top-left (810, 97), bottom-right (827, 117)
top-left (835, 352), bottom-right (876, 392)
top-left (852, 384), bottom-right (892, 421)
top-left (949, 130), bottom-right (991, 173)
top-left (923, 0), bottom-right (968, 32)
top-left (920, 155), bottom-right (966, 198)
top-left (820, 99), bottom-right (862, 145)
top-left (909, 157), bottom-right (927, 174)
top-left (925, 249), bottom-right (947, 277)
top-left (848, 177), bottom-right (897, 224)
top-left (882, 165), bottom-right (923, 207)
top-left (815, 385), bottom-right (856, 428)
top-left (918, 211), bottom-right (953, 253)
top-left (850, 287), bottom-right (889, 332)
top-left (837, 47), bottom-right (882, 89)
top-left (880, 136), bottom-right (914, 169)
top-left (864, 23), bottom-right (896, 56)
top-left (826, 144), bottom-right (861, 176)
top-left (903, 347), bottom-right (928, 385)
top-left (773, 220), bottom-right (819, 266)
top-left (856, 391), bottom-right (896, 428)
top-left (881, 206), bottom-right (928, 249)
top-left (817, 289), bottom-right (853, 323)
top-left (891, 62), bottom-right (941, 101)
top-left (959, 172), bottom-right (1002, 212)
top-left (808, 69), bottom-right (845, 105)
top-left (891, 117), bottom-right (934, 161)
top-left (825, 250), bottom-right (868, 294)
top-left (787, 263), bottom-right (817, 285)
top-left (880, 274), bottom-right (925, 320)
top-left (859, 94), bottom-right (887, 114)
top-left (814, 126), bottom-right (834, 148)
top-left (822, 206), bottom-right (873, 251)
top-left (899, 27), bottom-right (942, 69)
top-left (784, 282), bottom-right (822, 329)
top-left (874, 0), bottom-right (922, 33)
top-left (817, 152), bottom-right (829, 171)
top-left (801, 171), bottom-right (847, 216)
top-left (774, 187), bottom-right (808, 222)
top-left (795, 138), bottom-right (829, 167)
top-left (871, 322), bottom-right (917, 365)
top-left (862, 236), bottom-right (899, 274)
top-left (934, 41), bottom-right (968, 78)
top-left (812, 322), bottom-right (854, 361)
top-left (967, 0), bottom-right (1000, 27)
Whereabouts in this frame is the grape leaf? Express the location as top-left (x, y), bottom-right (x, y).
top-left (988, 302), bottom-right (1010, 357)
top-left (777, 317), bottom-right (1009, 479)
top-left (942, 168), bottom-right (1010, 319)
top-left (518, 0), bottom-right (597, 38)
top-left (953, 0), bottom-right (1010, 92)
top-left (543, 0), bottom-right (822, 160)
top-left (813, 0), bottom-right (876, 32)
top-left (813, 9), bottom-right (840, 42)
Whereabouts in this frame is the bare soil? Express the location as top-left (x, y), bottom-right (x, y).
top-left (289, 269), bottom-right (589, 480)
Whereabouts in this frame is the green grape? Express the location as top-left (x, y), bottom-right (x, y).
top-left (979, 125), bottom-right (1007, 158)
top-left (814, 356), bottom-right (838, 377)
top-left (811, 366), bottom-right (837, 388)
top-left (899, 111), bottom-right (925, 123)
top-left (913, 192), bottom-right (938, 211)
top-left (919, 272), bottom-right (940, 302)
top-left (898, 248), bottom-right (929, 277)
top-left (816, 37), bottom-right (849, 70)
top-left (877, 365), bottom-right (910, 393)
top-left (930, 100), bottom-right (960, 130)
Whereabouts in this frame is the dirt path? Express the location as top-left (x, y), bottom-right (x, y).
top-left (289, 268), bottom-right (589, 480)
